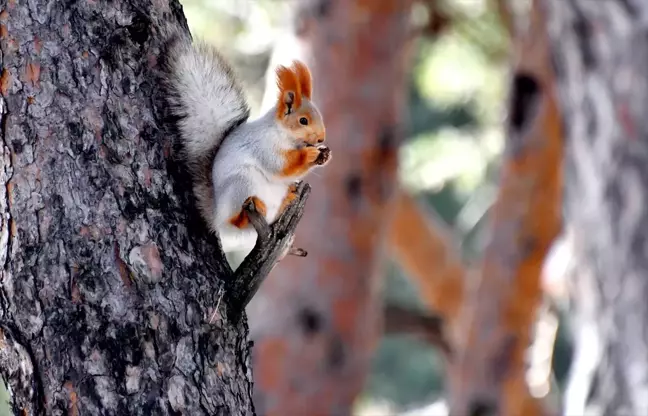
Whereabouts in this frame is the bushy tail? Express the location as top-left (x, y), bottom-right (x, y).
top-left (159, 30), bottom-right (250, 231)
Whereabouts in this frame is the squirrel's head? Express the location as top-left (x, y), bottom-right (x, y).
top-left (275, 60), bottom-right (325, 146)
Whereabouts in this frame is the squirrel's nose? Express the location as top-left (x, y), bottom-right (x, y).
top-left (317, 137), bottom-right (324, 143)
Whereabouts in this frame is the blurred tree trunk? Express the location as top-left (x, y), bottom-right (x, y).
top-left (247, 1), bottom-right (413, 415)
top-left (0, 1), bottom-right (258, 415)
top-left (448, 0), bottom-right (563, 414)
top-left (545, 0), bottom-right (648, 414)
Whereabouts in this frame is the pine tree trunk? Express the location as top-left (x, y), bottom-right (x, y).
top-left (544, 0), bottom-right (648, 414)
top-left (0, 1), bottom-right (276, 414)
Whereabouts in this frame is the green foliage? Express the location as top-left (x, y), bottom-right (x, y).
top-left (367, 265), bottom-right (445, 408)
top-left (0, 379), bottom-right (10, 416)
top-left (368, 335), bottom-right (445, 407)
top-left (405, 40), bottom-right (478, 138)
top-left (552, 307), bottom-right (575, 389)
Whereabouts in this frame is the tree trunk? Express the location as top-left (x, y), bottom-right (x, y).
top-left (0, 1), bottom-right (296, 414)
top-left (447, 1), bottom-right (562, 414)
top-left (246, 1), bottom-right (414, 415)
top-left (544, 0), bottom-right (648, 414)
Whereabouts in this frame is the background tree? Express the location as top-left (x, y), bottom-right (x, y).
top-left (448, 0), bottom-right (562, 413)
top-left (245, 1), bottom-right (414, 415)
top-left (0, 0), bottom-right (307, 414)
top-left (545, 0), bottom-right (648, 414)
top-left (151, 0), bottom-right (576, 413)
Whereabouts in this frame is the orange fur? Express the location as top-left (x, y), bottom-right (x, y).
top-left (281, 110), bottom-right (326, 145)
top-left (228, 196), bottom-right (267, 229)
top-left (274, 61), bottom-right (325, 145)
top-left (276, 65), bottom-right (302, 118)
top-left (278, 183), bottom-right (300, 214)
top-left (279, 147), bottom-right (320, 177)
top-left (292, 61), bottom-right (312, 100)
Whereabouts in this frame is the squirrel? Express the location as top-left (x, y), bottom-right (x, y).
top-left (159, 33), bottom-right (331, 254)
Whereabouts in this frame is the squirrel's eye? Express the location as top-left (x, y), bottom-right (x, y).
top-left (299, 117), bottom-right (308, 126)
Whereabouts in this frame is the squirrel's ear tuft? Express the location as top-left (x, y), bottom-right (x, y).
top-left (276, 65), bottom-right (302, 118)
top-left (292, 60), bottom-right (312, 100)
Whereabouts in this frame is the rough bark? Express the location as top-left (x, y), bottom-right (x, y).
top-left (0, 1), bottom-right (309, 415)
top-left (245, 1), bottom-right (414, 414)
top-left (544, 0), bottom-right (648, 414)
top-left (448, 0), bottom-right (563, 414)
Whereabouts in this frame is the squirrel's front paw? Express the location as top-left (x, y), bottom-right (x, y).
top-left (314, 145), bottom-right (331, 166)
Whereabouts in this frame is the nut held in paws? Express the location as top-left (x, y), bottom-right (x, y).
top-left (315, 145), bottom-right (331, 165)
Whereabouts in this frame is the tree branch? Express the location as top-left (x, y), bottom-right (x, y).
top-left (388, 190), bottom-right (466, 327)
top-left (493, 0), bottom-right (515, 39)
top-left (383, 303), bottom-right (452, 356)
top-left (227, 181), bottom-right (311, 317)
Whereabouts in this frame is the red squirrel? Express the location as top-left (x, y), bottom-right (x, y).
top-left (161, 34), bottom-right (331, 254)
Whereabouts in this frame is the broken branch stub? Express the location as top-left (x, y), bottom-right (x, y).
top-left (227, 181), bottom-right (311, 318)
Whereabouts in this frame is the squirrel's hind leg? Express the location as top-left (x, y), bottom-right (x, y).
top-left (228, 196), bottom-right (267, 229)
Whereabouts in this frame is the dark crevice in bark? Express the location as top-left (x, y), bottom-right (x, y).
top-left (298, 306), bottom-right (323, 336)
top-left (0, 97), bottom-right (12, 270)
top-left (617, 0), bottom-right (637, 15)
top-left (467, 400), bottom-right (498, 416)
top-left (566, 0), bottom-right (596, 70)
top-left (314, 0), bottom-right (332, 18)
top-left (509, 73), bottom-right (541, 135)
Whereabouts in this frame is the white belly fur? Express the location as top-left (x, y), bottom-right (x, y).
top-left (219, 226), bottom-right (258, 253)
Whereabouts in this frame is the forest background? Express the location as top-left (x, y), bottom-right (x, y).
top-left (180, 0), bottom-right (571, 413)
